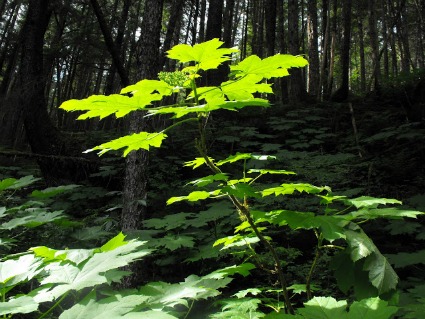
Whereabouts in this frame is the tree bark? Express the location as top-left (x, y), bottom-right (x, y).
top-left (162, 0), bottom-right (185, 69)
top-left (89, 0), bottom-right (130, 87)
top-left (264, 0), bottom-right (276, 57)
top-left (287, 0), bottom-right (305, 102)
top-left (306, 0), bottom-right (319, 97)
top-left (10, 0), bottom-right (97, 184)
top-left (223, 0), bottom-right (236, 47)
top-left (204, 0), bottom-right (225, 85)
top-left (368, 0), bottom-right (381, 92)
top-left (121, 0), bottom-right (164, 287)
top-left (331, 0), bottom-right (351, 101)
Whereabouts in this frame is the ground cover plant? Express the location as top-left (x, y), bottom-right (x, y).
top-left (0, 39), bottom-right (423, 318)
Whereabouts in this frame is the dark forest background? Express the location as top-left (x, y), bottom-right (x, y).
top-left (0, 0), bottom-right (424, 317)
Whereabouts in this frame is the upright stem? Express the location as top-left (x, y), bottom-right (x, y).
top-left (195, 118), bottom-right (294, 314)
top-left (306, 248), bottom-right (321, 300)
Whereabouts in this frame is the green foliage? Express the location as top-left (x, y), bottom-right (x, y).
top-left (26, 38), bottom-right (423, 317)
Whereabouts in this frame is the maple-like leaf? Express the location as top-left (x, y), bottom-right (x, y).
top-left (230, 54), bottom-right (308, 79)
top-left (166, 38), bottom-right (238, 71)
top-left (85, 132), bottom-right (167, 156)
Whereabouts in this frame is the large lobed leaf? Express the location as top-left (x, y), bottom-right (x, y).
top-left (230, 54), bottom-right (308, 79)
top-left (166, 38), bottom-right (238, 71)
top-left (34, 235), bottom-right (152, 302)
top-left (85, 132), bottom-right (167, 156)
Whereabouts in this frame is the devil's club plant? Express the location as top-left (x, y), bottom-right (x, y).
top-left (20, 39), bottom-right (420, 318)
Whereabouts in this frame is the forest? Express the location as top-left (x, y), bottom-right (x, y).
top-left (0, 0), bottom-right (424, 318)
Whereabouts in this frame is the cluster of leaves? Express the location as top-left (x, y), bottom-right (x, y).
top-left (2, 39), bottom-right (423, 318)
top-left (0, 176), bottom-right (248, 318)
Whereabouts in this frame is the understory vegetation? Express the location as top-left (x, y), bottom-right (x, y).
top-left (0, 40), bottom-right (424, 318)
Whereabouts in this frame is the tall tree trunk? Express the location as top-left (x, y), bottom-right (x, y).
top-left (204, 0), bottom-right (225, 85)
top-left (223, 0), bottom-right (236, 47)
top-left (306, 0), bottom-right (319, 97)
top-left (251, 0), bottom-right (264, 57)
top-left (276, 0), bottom-right (288, 102)
top-left (264, 0), bottom-right (276, 57)
top-left (198, 0), bottom-right (207, 42)
top-left (319, 0), bottom-right (330, 100)
top-left (162, 0), bottom-right (185, 69)
top-left (287, 0), bottom-right (305, 102)
top-left (368, 0), bottom-right (381, 92)
top-left (357, 13), bottom-right (366, 93)
top-left (331, 0), bottom-right (351, 101)
top-left (89, 0), bottom-right (130, 87)
top-left (12, 0), bottom-right (96, 184)
top-left (121, 0), bottom-right (164, 287)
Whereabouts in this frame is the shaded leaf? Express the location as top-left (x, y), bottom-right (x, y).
top-left (343, 196), bottom-right (401, 209)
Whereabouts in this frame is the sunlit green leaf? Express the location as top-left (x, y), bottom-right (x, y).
top-left (0, 255), bottom-right (42, 288)
top-left (167, 190), bottom-right (212, 205)
top-left (85, 132), bottom-right (167, 156)
top-left (247, 169), bottom-right (296, 175)
top-left (207, 264), bottom-right (256, 279)
top-left (166, 38), bottom-right (238, 71)
top-left (216, 153), bottom-right (253, 166)
top-left (39, 239), bottom-right (151, 301)
top-left (220, 75), bottom-right (272, 100)
top-left (188, 173), bottom-right (229, 187)
top-left (60, 94), bottom-right (155, 119)
top-left (59, 290), bottom-right (150, 319)
top-left (298, 297), bottom-right (348, 319)
top-left (230, 54), bottom-right (308, 79)
top-left (0, 296), bottom-right (39, 316)
top-left (348, 208), bottom-right (424, 220)
top-left (343, 196), bottom-right (402, 209)
top-left (262, 183), bottom-right (331, 197)
top-left (184, 157), bottom-right (214, 169)
top-left (120, 79), bottom-right (175, 96)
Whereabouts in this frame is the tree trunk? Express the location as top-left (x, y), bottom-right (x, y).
top-left (223, 0), bottom-right (236, 47)
top-left (306, 0), bottom-right (319, 97)
top-left (89, 0), bottom-right (130, 87)
top-left (276, 0), bottom-right (288, 102)
top-left (10, 0), bottom-right (97, 184)
top-left (162, 0), bottom-right (185, 69)
top-left (204, 0), bottom-right (225, 85)
top-left (198, 0), bottom-right (207, 42)
top-left (368, 0), bottom-right (381, 92)
top-left (121, 0), bottom-right (164, 287)
top-left (357, 13), bottom-right (366, 94)
top-left (264, 0), bottom-right (276, 57)
top-left (287, 0), bottom-right (305, 102)
top-left (331, 0), bottom-right (351, 101)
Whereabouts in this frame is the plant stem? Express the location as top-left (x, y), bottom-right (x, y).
top-left (38, 291), bottom-right (70, 319)
top-left (306, 247), bottom-right (321, 300)
top-left (195, 122), bottom-right (294, 314)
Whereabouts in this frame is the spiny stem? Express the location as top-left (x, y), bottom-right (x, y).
top-left (306, 248), bottom-right (321, 300)
top-left (195, 122), bottom-right (294, 314)
top-left (38, 291), bottom-right (70, 319)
